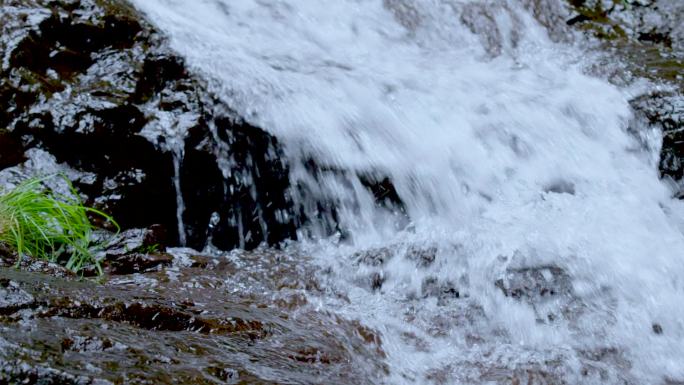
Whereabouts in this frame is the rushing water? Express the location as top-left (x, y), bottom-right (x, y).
top-left (130, 0), bottom-right (684, 383)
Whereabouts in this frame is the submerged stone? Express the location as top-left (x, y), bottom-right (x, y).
top-left (0, 249), bottom-right (388, 384)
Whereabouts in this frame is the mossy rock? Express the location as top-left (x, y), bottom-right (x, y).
top-left (564, 0), bottom-right (684, 193)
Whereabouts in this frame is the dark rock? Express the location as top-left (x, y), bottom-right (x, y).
top-left (96, 226), bottom-right (174, 274)
top-left (421, 277), bottom-right (461, 305)
top-left (102, 227), bottom-right (162, 256)
top-left (184, 117), bottom-right (297, 250)
top-left (355, 243), bottom-right (441, 268)
top-left (629, 91), bottom-right (684, 196)
top-left (103, 252), bottom-right (173, 275)
top-left (460, 2), bottom-right (523, 57)
top-left (206, 366), bottom-right (239, 383)
top-left (404, 244), bottom-right (438, 267)
top-left (358, 172), bottom-right (406, 215)
top-left (653, 323), bottom-right (663, 335)
top-left (370, 272), bottom-right (385, 291)
top-left (0, 130), bottom-right (24, 169)
top-left (0, 246), bottom-right (75, 278)
top-left (41, 298), bottom-right (267, 337)
top-left (556, 0), bottom-right (684, 196)
top-left (61, 335), bottom-right (115, 353)
top-left (142, 224), bottom-right (170, 251)
top-left (638, 29), bottom-right (673, 47)
top-left (0, 278), bottom-right (35, 316)
top-left (495, 265), bottom-right (573, 301)
top-left (189, 254), bottom-right (214, 269)
top-left (426, 362), bottom-right (568, 385)
top-left (133, 54), bottom-right (187, 103)
top-left (355, 247), bottom-right (393, 267)
top-left (295, 158), bottom-right (409, 240)
top-left (495, 264), bottom-right (582, 324)
top-left (0, 255), bottom-right (387, 384)
top-left (544, 179), bottom-right (576, 195)
top-left (561, 0), bottom-right (684, 51)
top-left (0, 0), bottom-right (300, 251)
top-left (0, 363), bottom-right (89, 385)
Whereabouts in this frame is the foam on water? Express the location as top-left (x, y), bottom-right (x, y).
top-left (130, 0), bottom-right (684, 383)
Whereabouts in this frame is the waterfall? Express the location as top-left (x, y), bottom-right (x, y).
top-left (172, 148), bottom-right (187, 246)
top-left (129, 0), bottom-right (684, 383)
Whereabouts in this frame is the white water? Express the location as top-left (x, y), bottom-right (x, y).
top-left (130, 0), bottom-right (684, 383)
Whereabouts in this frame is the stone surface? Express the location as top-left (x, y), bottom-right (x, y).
top-left (0, 0), bottom-right (298, 251)
top-left (560, 0), bottom-right (684, 196)
top-left (0, 249), bottom-right (388, 385)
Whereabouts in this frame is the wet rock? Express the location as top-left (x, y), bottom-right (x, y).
top-left (544, 179), bottom-right (576, 195)
top-left (631, 92), bottom-right (684, 190)
top-left (0, 130), bottom-right (24, 169)
top-left (421, 277), bottom-right (461, 305)
top-left (0, 278), bottom-right (35, 315)
top-left (483, 368), bottom-right (565, 385)
top-left (103, 252), bottom-right (173, 275)
top-left (288, 347), bottom-right (338, 364)
top-left (190, 255), bottom-right (217, 269)
top-left (563, 0), bottom-right (684, 50)
top-left (0, 363), bottom-right (95, 385)
top-left (143, 224), bottom-right (170, 251)
top-left (295, 159), bottom-right (409, 240)
top-left (354, 243), bottom-right (440, 268)
top-left (495, 265), bottom-right (573, 301)
top-left (554, 0), bottom-right (684, 198)
top-left (460, 2), bottom-right (523, 57)
top-left (426, 361), bottom-right (569, 385)
top-left (495, 265), bottom-right (579, 323)
top-left (369, 271), bottom-right (385, 291)
top-left (0, 0), bottom-right (299, 251)
top-left (70, 226), bottom-right (172, 275)
top-left (358, 172), bottom-right (407, 216)
top-left (42, 299), bottom-right (267, 337)
top-left (354, 247), bottom-right (393, 267)
top-left (186, 117), bottom-right (297, 250)
top-left (101, 227), bottom-right (165, 256)
top-left (577, 346), bottom-right (634, 381)
top-left (61, 335), bottom-right (118, 353)
top-left (95, 226), bottom-right (173, 274)
top-left (405, 244), bottom-right (438, 267)
top-left (206, 366), bottom-right (239, 383)
top-left (0, 251), bottom-right (387, 384)
top-left (0, 245), bottom-right (75, 278)
top-left (652, 323), bottom-right (663, 335)
top-left (0, 0), bottom-right (175, 239)
top-left (354, 244), bottom-right (443, 292)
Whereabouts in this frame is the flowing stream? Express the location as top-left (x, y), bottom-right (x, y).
top-left (128, 0), bottom-right (684, 383)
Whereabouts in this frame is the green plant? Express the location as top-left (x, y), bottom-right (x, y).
top-left (0, 176), bottom-right (118, 275)
top-left (140, 243), bottom-right (160, 254)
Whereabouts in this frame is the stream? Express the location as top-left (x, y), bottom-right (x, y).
top-left (1, 0), bottom-right (683, 384)
top-left (124, 0), bottom-right (684, 384)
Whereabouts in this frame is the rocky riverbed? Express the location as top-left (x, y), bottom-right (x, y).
top-left (0, 242), bottom-right (391, 384)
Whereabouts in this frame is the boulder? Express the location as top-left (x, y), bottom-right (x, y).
top-left (0, 0), bottom-right (298, 250)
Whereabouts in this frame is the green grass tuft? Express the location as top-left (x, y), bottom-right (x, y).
top-left (0, 176), bottom-right (118, 275)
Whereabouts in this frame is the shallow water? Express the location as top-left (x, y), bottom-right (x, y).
top-left (128, 0), bottom-right (684, 383)
top-left (0, 250), bottom-right (387, 384)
